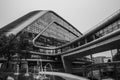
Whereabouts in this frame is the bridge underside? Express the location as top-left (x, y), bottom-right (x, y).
top-left (62, 32), bottom-right (120, 73)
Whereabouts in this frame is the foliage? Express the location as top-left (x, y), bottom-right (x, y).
top-left (0, 33), bottom-right (29, 57)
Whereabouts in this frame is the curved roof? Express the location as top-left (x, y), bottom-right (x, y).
top-left (0, 11), bottom-right (40, 35)
top-left (0, 10), bottom-right (82, 50)
top-left (0, 10), bottom-right (82, 36)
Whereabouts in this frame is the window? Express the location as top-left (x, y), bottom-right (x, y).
top-left (112, 21), bottom-right (118, 31)
top-left (107, 25), bottom-right (113, 33)
top-left (103, 27), bottom-right (108, 35)
top-left (86, 35), bottom-right (94, 42)
top-left (95, 32), bottom-right (100, 39)
top-left (99, 30), bottom-right (104, 37)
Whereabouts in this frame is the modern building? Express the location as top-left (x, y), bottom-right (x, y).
top-left (0, 10), bottom-right (84, 74)
top-left (0, 9), bottom-right (120, 79)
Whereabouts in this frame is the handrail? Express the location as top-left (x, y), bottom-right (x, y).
top-left (31, 27), bottom-right (120, 56)
top-left (32, 21), bottom-right (57, 50)
top-left (56, 9), bottom-right (120, 50)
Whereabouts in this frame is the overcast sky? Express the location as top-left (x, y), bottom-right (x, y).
top-left (0, 0), bottom-right (120, 33)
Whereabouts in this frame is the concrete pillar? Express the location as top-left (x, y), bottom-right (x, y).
top-left (117, 48), bottom-right (119, 53)
top-left (90, 54), bottom-right (94, 63)
top-left (111, 50), bottom-right (114, 61)
top-left (62, 57), bottom-right (72, 73)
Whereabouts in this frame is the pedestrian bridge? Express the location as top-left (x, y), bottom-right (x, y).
top-left (0, 9), bottom-right (120, 76)
top-left (16, 9), bottom-right (120, 59)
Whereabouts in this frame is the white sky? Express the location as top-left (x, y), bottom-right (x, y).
top-left (0, 0), bottom-right (120, 34)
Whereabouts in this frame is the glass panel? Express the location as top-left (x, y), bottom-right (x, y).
top-left (103, 27), bottom-right (108, 35)
top-left (107, 25), bottom-right (113, 33)
top-left (33, 12), bottom-right (81, 49)
top-left (35, 22), bottom-right (73, 48)
top-left (99, 30), bottom-right (104, 37)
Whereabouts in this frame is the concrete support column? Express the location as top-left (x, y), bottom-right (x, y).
top-left (111, 50), bottom-right (114, 61)
top-left (62, 57), bottom-right (72, 73)
top-left (90, 54), bottom-right (94, 63)
top-left (116, 48), bottom-right (119, 53)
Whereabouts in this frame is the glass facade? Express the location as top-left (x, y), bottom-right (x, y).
top-left (24, 11), bottom-right (81, 49)
top-left (0, 11), bottom-right (81, 55)
top-left (0, 11), bottom-right (82, 55)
